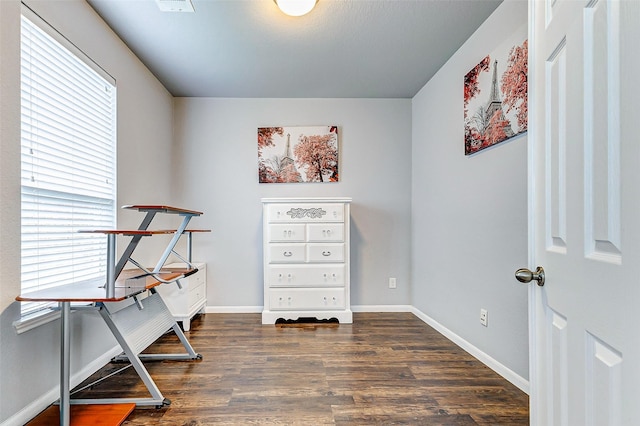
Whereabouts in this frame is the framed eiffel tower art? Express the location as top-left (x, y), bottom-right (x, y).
top-left (258, 126), bottom-right (339, 183)
top-left (464, 25), bottom-right (528, 156)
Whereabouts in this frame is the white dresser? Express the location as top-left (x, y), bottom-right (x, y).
top-left (156, 262), bottom-right (206, 331)
top-left (261, 197), bottom-right (352, 324)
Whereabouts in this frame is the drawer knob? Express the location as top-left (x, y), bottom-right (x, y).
top-left (283, 251), bottom-right (293, 257)
top-left (322, 251), bottom-right (331, 256)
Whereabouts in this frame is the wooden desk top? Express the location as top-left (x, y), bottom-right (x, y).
top-left (78, 229), bottom-right (211, 235)
top-left (16, 269), bottom-right (194, 303)
top-left (77, 230), bottom-right (156, 236)
top-left (122, 205), bottom-right (203, 216)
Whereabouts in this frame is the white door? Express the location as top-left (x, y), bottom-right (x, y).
top-left (526, 0), bottom-right (640, 424)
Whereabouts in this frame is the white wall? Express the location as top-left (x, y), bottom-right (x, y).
top-left (172, 98), bottom-right (412, 309)
top-left (412, 0), bottom-right (529, 380)
top-left (0, 0), bottom-right (175, 423)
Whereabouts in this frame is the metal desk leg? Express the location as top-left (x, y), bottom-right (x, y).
top-left (114, 210), bottom-right (157, 278)
top-left (152, 214), bottom-right (193, 273)
top-left (60, 301), bottom-right (71, 426)
top-left (105, 233), bottom-right (116, 298)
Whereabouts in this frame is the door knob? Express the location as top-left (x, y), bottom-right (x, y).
top-left (515, 266), bottom-right (545, 286)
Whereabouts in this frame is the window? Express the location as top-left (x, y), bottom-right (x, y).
top-left (20, 7), bottom-right (117, 317)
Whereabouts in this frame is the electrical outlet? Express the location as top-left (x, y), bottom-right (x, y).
top-left (480, 308), bottom-right (488, 327)
top-left (389, 277), bottom-right (397, 289)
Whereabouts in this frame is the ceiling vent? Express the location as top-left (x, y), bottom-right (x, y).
top-left (156, 0), bottom-right (195, 13)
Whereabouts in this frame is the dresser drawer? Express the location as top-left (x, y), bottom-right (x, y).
top-left (268, 224), bottom-right (306, 242)
top-left (267, 203), bottom-right (344, 223)
top-left (269, 288), bottom-right (345, 310)
top-left (188, 281), bottom-right (206, 311)
top-left (267, 265), bottom-right (345, 287)
top-left (307, 223), bottom-right (344, 242)
top-left (157, 262), bottom-right (206, 330)
top-left (307, 243), bottom-right (344, 262)
top-left (189, 266), bottom-right (205, 286)
top-left (268, 243), bottom-right (306, 263)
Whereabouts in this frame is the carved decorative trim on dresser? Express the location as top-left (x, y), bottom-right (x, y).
top-left (261, 197), bottom-right (352, 324)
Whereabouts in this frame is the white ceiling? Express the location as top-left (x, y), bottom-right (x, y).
top-left (87, 0), bottom-right (502, 98)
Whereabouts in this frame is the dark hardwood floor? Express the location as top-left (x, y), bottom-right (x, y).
top-left (71, 312), bottom-right (529, 425)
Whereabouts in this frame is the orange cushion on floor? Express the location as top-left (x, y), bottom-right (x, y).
top-left (26, 403), bottom-right (135, 426)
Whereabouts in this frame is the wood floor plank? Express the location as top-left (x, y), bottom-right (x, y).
top-left (63, 312), bottom-right (528, 425)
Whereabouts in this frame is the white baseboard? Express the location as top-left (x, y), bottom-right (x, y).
top-left (1, 345), bottom-right (122, 426)
top-left (204, 305), bottom-right (415, 314)
top-left (205, 305), bottom-right (262, 314)
top-left (409, 306), bottom-right (530, 394)
top-left (351, 304), bottom-right (414, 312)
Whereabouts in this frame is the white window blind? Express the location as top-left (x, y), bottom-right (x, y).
top-left (20, 9), bottom-right (117, 316)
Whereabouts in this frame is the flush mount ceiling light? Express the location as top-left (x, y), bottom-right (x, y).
top-left (156, 0), bottom-right (195, 13)
top-left (274, 0), bottom-right (318, 17)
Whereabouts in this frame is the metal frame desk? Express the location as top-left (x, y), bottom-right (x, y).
top-left (16, 205), bottom-right (208, 426)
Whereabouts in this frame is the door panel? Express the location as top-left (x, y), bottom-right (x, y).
top-left (547, 310), bottom-right (568, 426)
top-left (585, 333), bottom-right (622, 425)
top-left (545, 36), bottom-right (567, 252)
top-left (530, 0), bottom-right (640, 424)
top-left (584, 0), bottom-right (622, 261)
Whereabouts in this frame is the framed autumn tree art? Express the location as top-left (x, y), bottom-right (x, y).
top-left (464, 26), bottom-right (528, 155)
top-left (258, 126), bottom-right (339, 183)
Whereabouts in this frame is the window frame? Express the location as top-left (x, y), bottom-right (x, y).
top-left (17, 4), bottom-right (117, 329)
